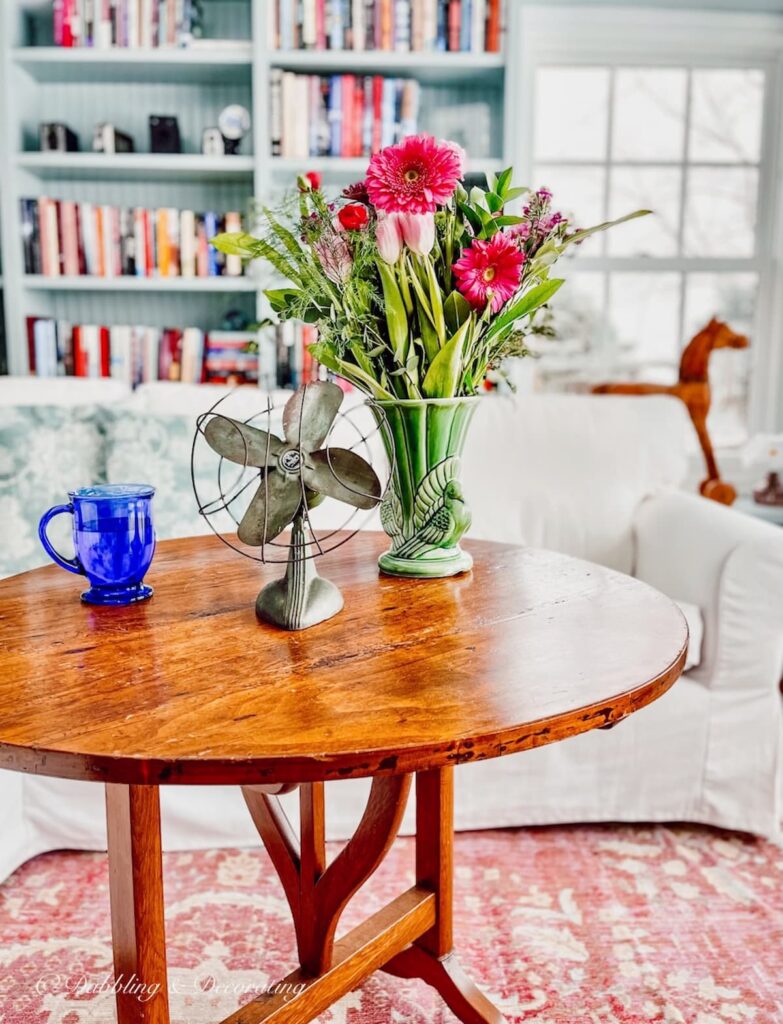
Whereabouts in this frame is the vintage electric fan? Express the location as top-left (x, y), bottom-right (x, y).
top-left (192, 382), bottom-right (383, 630)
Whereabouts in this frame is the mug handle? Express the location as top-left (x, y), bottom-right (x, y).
top-left (38, 504), bottom-right (84, 575)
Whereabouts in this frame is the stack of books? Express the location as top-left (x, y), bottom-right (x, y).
top-left (53, 0), bottom-right (201, 49)
top-left (27, 319), bottom-right (208, 384)
top-left (270, 72), bottom-right (419, 157)
top-left (20, 199), bottom-right (243, 279)
top-left (272, 0), bottom-right (502, 52)
top-left (25, 319), bottom-right (326, 390)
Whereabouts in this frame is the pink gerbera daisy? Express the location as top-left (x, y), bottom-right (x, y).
top-left (452, 233), bottom-right (525, 313)
top-left (365, 134), bottom-right (463, 214)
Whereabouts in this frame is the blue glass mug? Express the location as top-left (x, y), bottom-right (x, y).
top-left (38, 484), bottom-right (156, 605)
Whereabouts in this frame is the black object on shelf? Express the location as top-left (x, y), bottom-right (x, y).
top-left (39, 123), bottom-right (79, 152)
top-left (93, 124), bottom-right (135, 154)
top-left (149, 116), bottom-right (181, 154)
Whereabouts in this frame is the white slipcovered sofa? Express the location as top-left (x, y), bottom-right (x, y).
top-left (0, 376), bottom-right (781, 886)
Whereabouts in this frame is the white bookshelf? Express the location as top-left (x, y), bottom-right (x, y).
top-left (22, 274), bottom-right (258, 292)
top-left (0, 0), bottom-right (512, 377)
top-left (17, 153), bottom-right (256, 181)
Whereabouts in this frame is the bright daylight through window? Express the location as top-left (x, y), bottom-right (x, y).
top-left (532, 65), bottom-right (766, 445)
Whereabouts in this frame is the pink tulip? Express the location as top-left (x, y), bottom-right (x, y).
top-left (375, 212), bottom-right (404, 264)
top-left (398, 212), bottom-right (435, 256)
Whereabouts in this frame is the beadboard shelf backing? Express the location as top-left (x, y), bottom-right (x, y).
top-left (0, 0), bottom-right (512, 376)
top-left (12, 47), bottom-right (254, 84)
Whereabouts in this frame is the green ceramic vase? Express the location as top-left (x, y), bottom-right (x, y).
top-left (369, 396), bottom-right (480, 578)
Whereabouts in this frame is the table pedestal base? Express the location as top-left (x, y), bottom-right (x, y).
top-left (105, 768), bottom-right (503, 1024)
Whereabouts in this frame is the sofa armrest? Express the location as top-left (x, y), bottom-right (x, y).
top-left (633, 491), bottom-right (783, 693)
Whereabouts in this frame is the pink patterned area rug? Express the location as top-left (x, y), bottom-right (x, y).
top-left (1, 824), bottom-right (782, 1024)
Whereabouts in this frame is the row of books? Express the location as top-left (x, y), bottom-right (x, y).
top-left (272, 0), bottom-right (502, 52)
top-left (53, 0), bottom-right (201, 49)
top-left (26, 319), bottom-right (324, 391)
top-left (20, 199), bottom-right (243, 280)
top-left (270, 72), bottom-right (419, 158)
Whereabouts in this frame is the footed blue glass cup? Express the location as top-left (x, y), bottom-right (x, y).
top-left (38, 484), bottom-right (156, 606)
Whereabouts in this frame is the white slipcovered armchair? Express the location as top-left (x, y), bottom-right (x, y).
top-left (0, 382), bottom-right (781, 885)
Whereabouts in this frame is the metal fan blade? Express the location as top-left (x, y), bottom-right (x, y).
top-left (237, 472), bottom-right (303, 545)
top-left (282, 382), bottom-right (343, 451)
top-left (304, 449), bottom-right (382, 510)
top-left (204, 416), bottom-right (282, 468)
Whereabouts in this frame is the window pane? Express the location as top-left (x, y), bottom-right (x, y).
top-left (689, 69), bottom-right (765, 163)
top-left (683, 167), bottom-right (758, 257)
top-left (607, 167), bottom-right (681, 257)
top-left (534, 67), bottom-right (610, 161)
top-left (682, 273), bottom-right (755, 446)
top-left (612, 68), bottom-right (687, 161)
top-left (607, 273), bottom-right (682, 367)
top-left (531, 271), bottom-right (607, 390)
top-left (534, 165), bottom-right (606, 234)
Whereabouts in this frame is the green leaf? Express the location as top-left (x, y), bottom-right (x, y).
top-left (496, 167), bottom-right (513, 195)
top-left (212, 231), bottom-right (301, 284)
top-left (377, 260), bottom-right (409, 364)
top-left (443, 290), bottom-right (472, 334)
top-left (211, 232), bottom-right (259, 257)
top-left (309, 343), bottom-right (395, 400)
top-left (485, 192), bottom-right (504, 214)
top-left (492, 215), bottom-right (524, 227)
top-left (502, 187), bottom-right (528, 203)
top-left (457, 201), bottom-right (484, 236)
top-left (485, 170), bottom-right (498, 192)
top-left (565, 209), bottom-right (652, 247)
top-left (422, 318), bottom-right (472, 398)
top-left (264, 287), bottom-right (301, 313)
top-left (485, 279), bottom-right (565, 341)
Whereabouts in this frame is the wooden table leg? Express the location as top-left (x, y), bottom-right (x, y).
top-left (106, 784), bottom-right (170, 1024)
top-left (384, 767), bottom-right (505, 1024)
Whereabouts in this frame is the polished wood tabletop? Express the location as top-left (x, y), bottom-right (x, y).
top-left (0, 533), bottom-right (687, 787)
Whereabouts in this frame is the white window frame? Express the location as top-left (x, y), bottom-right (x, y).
top-left (506, 5), bottom-right (783, 433)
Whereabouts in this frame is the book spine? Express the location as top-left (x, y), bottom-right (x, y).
top-left (460, 0), bottom-right (471, 50)
top-left (372, 76), bottom-right (383, 153)
top-left (436, 0), bottom-right (447, 49)
top-left (328, 75), bottom-right (342, 156)
top-left (302, 0), bottom-right (317, 47)
top-left (204, 212), bottom-right (220, 276)
top-left (180, 209), bottom-right (196, 277)
top-left (486, 0), bottom-right (500, 51)
top-left (352, 0), bottom-right (364, 50)
top-left (270, 68), bottom-right (283, 156)
top-left (315, 0), bottom-right (327, 49)
top-left (166, 206), bottom-right (180, 276)
top-left (448, 0), bottom-right (460, 50)
top-left (395, 0), bottom-right (410, 50)
top-left (156, 208), bottom-right (169, 276)
top-left (471, 0), bottom-right (485, 52)
top-left (223, 212), bottom-right (242, 276)
top-left (340, 75), bottom-right (353, 158)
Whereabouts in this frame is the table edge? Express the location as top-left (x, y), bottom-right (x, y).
top-left (0, 637), bottom-right (687, 786)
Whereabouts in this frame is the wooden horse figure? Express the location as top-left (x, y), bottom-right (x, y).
top-left (593, 318), bottom-right (749, 505)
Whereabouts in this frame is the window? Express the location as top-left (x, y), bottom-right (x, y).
top-left (519, 10), bottom-right (780, 446)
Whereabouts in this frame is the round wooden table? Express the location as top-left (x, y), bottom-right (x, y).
top-left (0, 534), bottom-right (687, 1024)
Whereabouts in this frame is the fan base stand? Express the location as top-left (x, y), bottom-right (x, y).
top-left (255, 514), bottom-right (344, 630)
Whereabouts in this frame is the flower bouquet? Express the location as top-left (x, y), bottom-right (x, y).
top-left (213, 135), bottom-right (647, 578)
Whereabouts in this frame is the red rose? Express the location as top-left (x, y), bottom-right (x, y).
top-left (337, 203), bottom-right (369, 231)
top-left (298, 170), bottom-right (322, 192)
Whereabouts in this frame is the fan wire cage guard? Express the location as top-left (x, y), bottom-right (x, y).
top-left (190, 384), bottom-right (394, 564)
